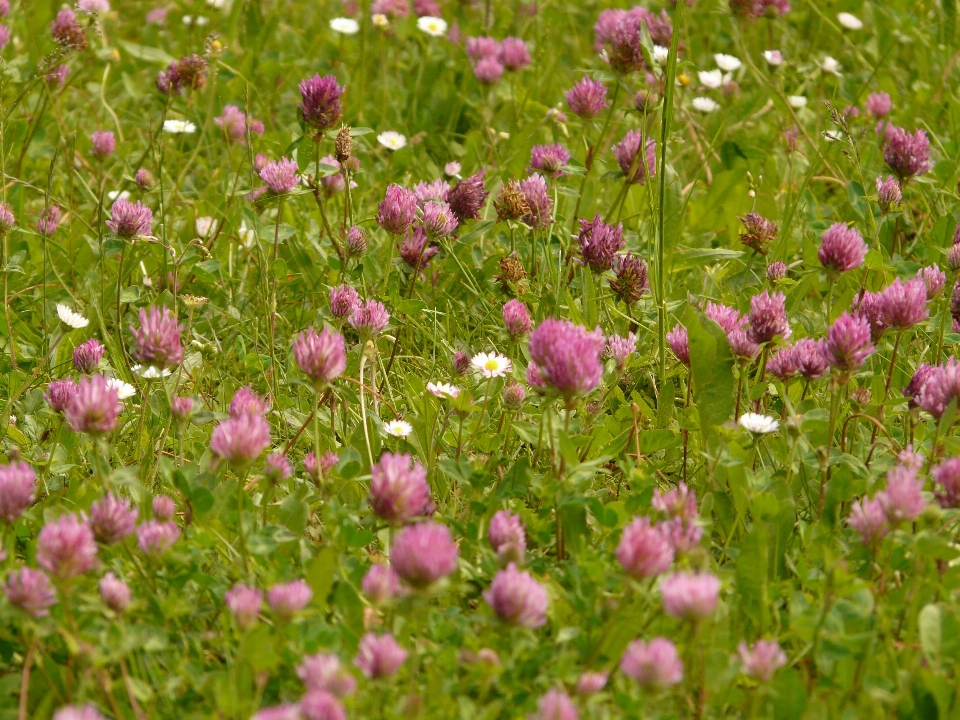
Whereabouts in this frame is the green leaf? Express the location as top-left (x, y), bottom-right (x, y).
top-left (306, 546), bottom-right (338, 614)
top-left (117, 40), bottom-right (176, 65)
top-left (637, 429), bottom-right (679, 453)
top-left (772, 669), bottom-right (808, 720)
top-left (847, 180), bottom-right (867, 219)
top-left (683, 306), bottom-right (735, 443)
top-left (241, 625), bottom-right (279, 672)
top-left (119, 286), bottom-right (141, 303)
top-left (919, 604), bottom-right (941, 668)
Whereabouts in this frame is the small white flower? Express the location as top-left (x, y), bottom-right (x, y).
top-left (427, 382), bottom-right (460, 399)
top-left (763, 50), bottom-right (783, 66)
top-left (837, 12), bottom-right (863, 30)
top-left (738, 413), bottom-right (780, 434)
top-left (196, 216), bottom-right (218, 238)
top-left (698, 69), bottom-right (723, 89)
top-left (824, 129), bottom-right (844, 142)
top-left (788, 95), bottom-right (807, 108)
top-left (417, 16), bottom-right (447, 37)
top-left (330, 17), bottom-right (360, 34)
top-left (207, 0), bottom-right (226, 7)
top-left (652, 45), bottom-right (669, 64)
top-left (238, 221), bottom-right (256, 247)
top-left (714, 53), bottom-right (742, 72)
top-left (471, 352), bottom-right (512, 379)
top-left (107, 378), bottom-right (137, 399)
top-left (163, 120), bottom-right (197, 134)
top-left (692, 97), bottom-right (720, 113)
top-left (384, 419), bottom-right (413, 438)
top-left (444, 161), bottom-right (461, 177)
top-left (372, 13), bottom-right (389, 28)
top-left (821, 56), bottom-right (841, 75)
top-left (377, 131), bottom-right (407, 151)
top-left (57, 304), bottom-right (89, 329)
top-left (132, 364), bottom-right (173, 379)
top-left (182, 14), bottom-right (209, 25)
top-left (107, 190), bottom-right (130, 202)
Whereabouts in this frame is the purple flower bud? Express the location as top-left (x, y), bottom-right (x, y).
top-left (466, 36), bottom-right (500, 61)
top-left (848, 496), bottom-right (888, 545)
top-left (421, 200), bottom-right (459, 238)
top-left (106, 198), bottom-right (153, 240)
top-left (354, 632), bottom-right (408, 678)
top-left (577, 214), bottom-right (624, 272)
top-left (865, 91), bottom-right (891, 119)
top-left (704, 302), bottom-right (745, 334)
top-left (823, 312), bottom-right (874, 375)
top-left (884, 126), bottom-right (933, 180)
top-left (738, 640), bottom-right (787, 682)
top-left (766, 346), bottom-right (798, 380)
top-left (267, 579), bottom-right (313, 620)
top-left (51, 9), bottom-right (87, 49)
top-left (398, 226), bottom-right (439, 274)
top-left (330, 286), bottom-right (361, 323)
top-left (915, 357), bottom-right (960, 419)
top-left (299, 690), bottom-right (346, 720)
top-left (135, 168), bottom-right (156, 191)
top-left (728, 329), bottom-right (760, 360)
top-left (391, 521), bottom-right (458, 588)
top-left (529, 144), bottom-right (570, 179)
top-left (488, 510), bottom-right (526, 563)
top-left (819, 223), bottom-right (866, 275)
top-left (130, 306), bottom-right (183, 370)
top-left (613, 130), bottom-right (656, 185)
top-left (293, 326), bottom-right (347, 390)
top-left (251, 706), bottom-right (300, 720)
top-left (377, 184), bottom-right (418, 235)
top-left (99, 572), bottom-right (131, 613)
top-left (0, 461), bottom-right (35, 524)
top-left (362, 564), bottom-right (401, 605)
top-left (73, 338), bottom-right (104, 374)
top-left (856, 290), bottom-right (888, 341)
top-left (45, 379), bottom-right (78, 413)
top-left (136, 520), bottom-right (180, 558)
top-left (297, 653), bottom-right (357, 697)
top-left (881, 277), bottom-right (928, 329)
top-left (447, 170), bottom-right (489, 224)
top-left (607, 333), bottom-right (636, 371)
top-left (38, 205), bottom-right (62, 236)
top-left (532, 689), bottom-right (578, 720)
top-left (739, 213), bottom-right (778, 255)
top-left (497, 37), bottom-right (530, 71)
top-left (609, 252), bottom-right (649, 305)
top-left (38, 513), bottom-right (98, 580)
top-left (259, 158), bottom-right (300, 194)
top-left (230, 387), bottom-right (270, 417)
top-left (483, 563), bottom-right (548, 628)
top-left (875, 175), bottom-right (901, 213)
top-left (66, 375), bottom-right (123, 435)
top-left (503, 299), bottom-right (532, 341)
top-left (666, 325), bottom-right (690, 365)
top-left (298, 74), bottom-right (344, 137)
top-left (215, 105), bottom-right (261, 143)
top-left (747, 290), bottom-right (791, 344)
top-left (575, 672), bottom-right (608, 696)
top-left (4, 567), bottom-right (56, 617)
top-left (767, 261), bottom-right (787, 283)
top-left (53, 707), bottom-right (109, 720)
top-left (87, 494), bottom-right (138, 544)
top-left (345, 226), bottom-right (368, 257)
top-left (566, 76), bottom-right (608, 119)
top-left (453, 350), bottom-right (471, 375)
top-left (528, 319), bottom-right (605, 405)
top-left (226, 583), bottom-right (263, 629)
top-left (792, 338), bottom-right (830, 381)
top-left (620, 637), bottom-right (683, 690)
top-left (660, 571), bottom-right (721, 620)
top-left (877, 465), bottom-right (924, 524)
top-left (474, 57), bottom-right (504, 84)
top-left (263, 453), bottom-right (292, 484)
top-left (172, 395), bottom-right (194, 421)
top-left (90, 130), bottom-right (116, 160)
top-left (617, 516), bottom-right (674, 579)
top-left (211, 412), bottom-right (271, 467)
top-left (0, 201), bottom-right (14, 234)
top-left (932, 457), bottom-right (960, 508)
top-left (348, 299), bottom-right (390, 341)
top-left (520, 174), bottom-right (553, 229)
top-left (919, 265), bottom-right (946, 299)
top-left (149, 495), bottom-right (175, 521)
top-left (369, 452), bottom-right (433, 523)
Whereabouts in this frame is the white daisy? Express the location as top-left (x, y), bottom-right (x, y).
top-left (377, 131), bottom-right (407, 151)
top-left (471, 352), bottom-right (512, 379)
top-left (692, 97), bottom-right (720, 113)
top-left (384, 419), bottom-right (413, 438)
top-left (107, 378), bottom-right (137, 399)
top-left (837, 12), bottom-right (863, 30)
top-left (821, 56), bottom-right (841, 75)
top-left (738, 413), bottom-right (780, 434)
top-left (107, 190), bottom-right (130, 202)
top-left (132, 364), bottom-right (173, 379)
top-left (763, 50), bottom-right (783, 67)
top-left (788, 95), bottom-right (807, 108)
top-left (56, 304), bottom-right (89, 329)
top-left (196, 216), bottom-right (218, 238)
top-left (427, 382), bottom-right (460, 399)
top-left (714, 53), bottom-right (742, 72)
top-left (652, 45), bottom-right (669, 65)
top-left (330, 17), bottom-right (360, 34)
top-left (372, 13), bottom-right (389, 28)
top-left (163, 120), bottom-right (197, 134)
top-left (417, 16), bottom-right (447, 37)
top-left (698, 69), bottom-right (723, 89)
